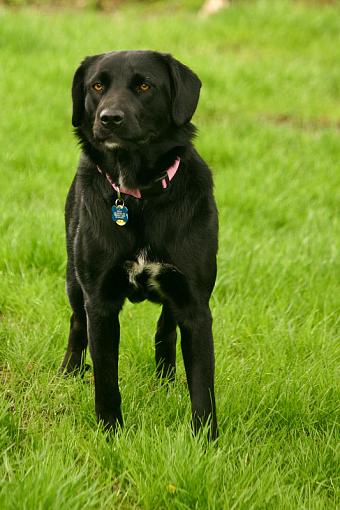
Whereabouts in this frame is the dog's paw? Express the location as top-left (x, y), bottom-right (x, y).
top-left (97, 410), bottom-right (123, 434)
top-left (59, 355), bottom-right (91, 377)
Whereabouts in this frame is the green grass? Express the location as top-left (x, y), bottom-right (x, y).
top-left (0, 1), bottom-right (339, 508)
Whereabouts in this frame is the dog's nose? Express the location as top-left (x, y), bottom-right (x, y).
top-left (100, 109), bottom-right (125, 127)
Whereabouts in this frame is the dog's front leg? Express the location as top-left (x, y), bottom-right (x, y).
top-left (179, 305), bottom-right (218, 440)
top-left (86, 301), bottom-right (123, 432)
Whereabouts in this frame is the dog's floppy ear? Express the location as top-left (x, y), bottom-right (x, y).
top-left (163, 54), bottom-right (202, 126)
top-left (71, 56), bottom-right (99, 127)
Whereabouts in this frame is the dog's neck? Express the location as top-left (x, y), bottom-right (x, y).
top-left (97, 157), bottom-right (181, 199)
top-left (75, 123), bottom-right (196, 190)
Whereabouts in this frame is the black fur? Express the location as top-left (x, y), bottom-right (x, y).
top-left (61, 50), bottom-right (218, 439)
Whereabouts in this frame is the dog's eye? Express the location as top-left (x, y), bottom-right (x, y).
top-left (136, 83), bottom-right (151, 93)
top-left (93, 83), bottom-right (104, 93)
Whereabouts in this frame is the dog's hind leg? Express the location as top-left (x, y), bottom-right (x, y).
top-left (155, 305), bottom-right (177, 381)
top-left (60, 266), bottom-right (88, 375)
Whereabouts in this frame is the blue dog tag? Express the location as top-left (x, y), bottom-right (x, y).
top-left (112, 201), bottom-right (128, 226)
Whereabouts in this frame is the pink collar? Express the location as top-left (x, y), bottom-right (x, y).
top-left (97, 157), bottom-right (181, 199)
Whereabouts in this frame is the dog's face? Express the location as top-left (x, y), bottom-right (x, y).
top-left (72, 51), bottom-right (201, 150)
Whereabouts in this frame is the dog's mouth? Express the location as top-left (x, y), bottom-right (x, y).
top-left (94, 132), bottom-right (156, 150)
top-left (102, 138), bottom-right (121, 150)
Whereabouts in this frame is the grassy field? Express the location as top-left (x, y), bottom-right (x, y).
top-left (0, 1), bottom-right (339, 508)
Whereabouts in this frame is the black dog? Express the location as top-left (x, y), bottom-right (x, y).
top-left (60, 51), bottom-right (218, 439)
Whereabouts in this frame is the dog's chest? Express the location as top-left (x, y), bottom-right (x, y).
top-left (125, 249), bottom-right (177, 302)
top-left (127, 249), bottom-right (163, 296)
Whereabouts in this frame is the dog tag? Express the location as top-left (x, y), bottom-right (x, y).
top-left (112, 200), bottom-right (128, 226)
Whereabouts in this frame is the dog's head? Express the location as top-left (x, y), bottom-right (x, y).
top-left (71, 50), bottom-right (201, 150)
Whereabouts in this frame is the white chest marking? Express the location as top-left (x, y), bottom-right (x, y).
top-left (128, 249), bottom-right (163, 291)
